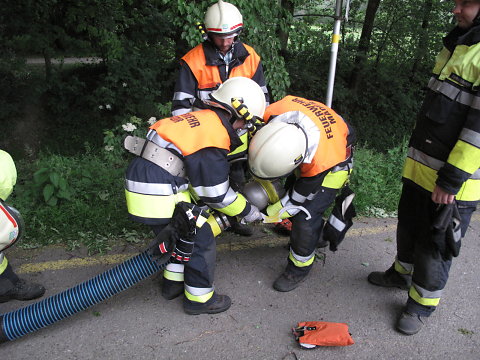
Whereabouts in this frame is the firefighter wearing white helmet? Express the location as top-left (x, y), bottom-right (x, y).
top-left (0, 149), bottom-right (45, 303)
top-left (124, 78), bottom-right (264, 314)
top-left (248, 96), bottom-right (356, 293)
top-left (171, 0), bottom-right (269, 117)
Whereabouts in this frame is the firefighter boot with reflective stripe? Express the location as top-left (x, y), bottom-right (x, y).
top-left (183, 293), bottom-right (232, 315)
top-left (273, 263), bottom-right (311, 292)
top-left (161, 279), bottom-right (184, 300)
top-left (0, 279), bottom-right (46, 303)
top-left (367, 265), bottom-right (411, 290)
top-left (396, 311), bottom-right (426, 335)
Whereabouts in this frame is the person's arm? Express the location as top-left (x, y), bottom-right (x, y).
top-left (185, 148), bottom-right (253, 219)
top-left (171, 61), bottom-right (198, 116)
top-left (0, 150), bottom-right (17, 201)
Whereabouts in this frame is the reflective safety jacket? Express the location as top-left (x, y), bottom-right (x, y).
top-left (403, 21), bottom-right (480, 204)
top-left (172, 40), bottom-right (269, 116)
top-left (0, 150), bottom-right (17, 201)
top-left (263, 96), bottom-right (355, 218)
top-left (124, 109), bottom-right (253, 226)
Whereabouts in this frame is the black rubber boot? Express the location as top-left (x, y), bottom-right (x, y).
top-left (183, 293), bottom-right (232, 315)
top-left (0, 279), bottom-right (46, 303)
top-left (396, 311), bottom-right (426, 335)
top-left (161, 279), bottom-right (184, 300)
top-left (273, 263), bottom-right (311, 292)
top-left (367, 265), bottom-right (411, 290)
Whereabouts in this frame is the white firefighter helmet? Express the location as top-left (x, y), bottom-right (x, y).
top-left (0, 202), bottom-right (24, 251)
top-left (248, 122), bottom-right (307, 179)
top-left (209, 77), bottom-right (266, 119)
top-left (204, 0), bottom-right (243, 36)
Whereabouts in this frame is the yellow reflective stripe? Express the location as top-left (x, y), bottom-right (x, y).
top-left (163, 269), bottom-right (184, 282)
top-left (125, 190), bottom-right (190, 219)
top-left (403, 157), bottom-right (480, 201)
top-left (228, 132), bottom-right (248, 156)
top-left (402, 158), bottom-right (436, 192)
top-left (185, 289), bottom-right (214, 303)
top-left (0, 254), bottom-right (8, 274)
top-left (322, 170), bottom-right (350, 189)
top-left (447, 140), bottom-right (480, 175)
top-left (409, 286), bottom-right (440, 307)
top-left (207, 215), bottom-right (222, 237)
top-left (221, 192), bottom-right (247, 216)
top-left (394, 259), bottom-right (413, 275)
top-left (288, 252), bottom-right (314, 268)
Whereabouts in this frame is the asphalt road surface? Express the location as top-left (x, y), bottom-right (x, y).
top-left (1, 215), bottom-right (479, 359)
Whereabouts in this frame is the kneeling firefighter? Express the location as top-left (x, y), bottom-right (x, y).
top-left (247, 96), bottom-right (356, 292)
top-left (0, 150), bottom-right (45, 303)
top-left (124, 77), bottom-right (265, 314)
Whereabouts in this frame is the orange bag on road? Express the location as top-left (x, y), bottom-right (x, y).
top-left (292, 321), bottom-right (354, 348)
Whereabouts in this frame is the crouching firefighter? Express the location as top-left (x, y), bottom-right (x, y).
top-left (248, 96), bottom-right (356, 292)
top-left (0, 150), bottom-right (45, 303)
top-left (124, 77), bottom-right (265, 314)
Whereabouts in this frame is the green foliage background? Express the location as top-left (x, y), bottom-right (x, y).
top-left (0, 0), bottom-right (455, 252)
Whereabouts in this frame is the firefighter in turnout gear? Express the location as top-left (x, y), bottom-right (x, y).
top-left (124, 77), bottom-right (265, 315)
top-left (172, 0), bottom-right (269, 237)
top-left (0, 150), bottom-right (46, 303)
top-left (368, 0), bottom-right (480, 335)
top-left (171, 0), bottom-right (269, 116)
top-left (248, 96), bottom-right (355, 293)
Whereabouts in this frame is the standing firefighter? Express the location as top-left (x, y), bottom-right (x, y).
top-left (0, 150), bottom-right (45, 303)
top-left (124, 77), bottom-right (265, 314)
top-left (368, 0), bottom-right (480, 335)
top-left (248, 96), bottom-right (355, 292)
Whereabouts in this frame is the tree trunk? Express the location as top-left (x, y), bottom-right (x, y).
top-left (410, 0), bottom-right (434, 77)
top-left (278, 0), bottom-right (295, 57)
top-left (348, 0), bottom-right (381, 92)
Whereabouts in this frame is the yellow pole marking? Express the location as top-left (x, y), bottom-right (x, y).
top-left (16, 213), bottom-right (480, 274)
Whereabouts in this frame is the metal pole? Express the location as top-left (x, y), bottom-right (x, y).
top-left (325, 0), bottom-right (343, 108)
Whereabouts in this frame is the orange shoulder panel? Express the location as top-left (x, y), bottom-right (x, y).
top-left (182, 44), bottom-right (221, 89)
top-left (149, 110), bottom-right (231, 156)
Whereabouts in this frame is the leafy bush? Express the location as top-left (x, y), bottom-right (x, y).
top-left (350, 140), bottom-right (408, 217)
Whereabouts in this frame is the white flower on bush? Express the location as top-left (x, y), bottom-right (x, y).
top-left (106, 104), bottom-right (112, 110)
top-left (99, 105), bottom-right (104, 110)
top-left (122, 82), bottom-right (127, 87)
top-left (147, 117), bottom-right (156, 125)
top-left (122, 123), bottom-right (137, 132)
top-left (105, 145), bottom-right (114, 152)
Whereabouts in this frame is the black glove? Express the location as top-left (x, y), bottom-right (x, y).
top-left (432, 202), bottom-right (461, 260)
top-left (147, 202), bottom-right (209, 265)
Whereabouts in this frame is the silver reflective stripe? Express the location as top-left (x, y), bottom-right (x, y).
top-left (408, 147), bottom-right (444, 170)
top-left (328, 214), bottom-right (346, 232)
top-left (412, 282), bottom-right (443, 299)
top-left (197, 89), bottom-right (213, 101)
top-left (146, 130), bottom-right (183, 155)
top-left (125, 179), bottom-right (188, 195)
top-left (0, 253), bottom-right (4, 266)
top-left (207, 187), bottom-right (238, 209)
top-left (173, 91), bottom-right (194, 101)
top-left (396, 257), bottom-right (414, 274)
top-left (193, 179), bottom-right (230, 198)
top-left (408, 147), bottom-right (480, 179)
top-left (165, 263), bottom-right (184, 273)
top-left (428, 77), bottom-right (480, 110)
top-left (459, 128), bottom-right (480, 148)
top-left (184, 284), bottom-right (214, 296)
top-left (291, 189), bottom-right (307, 204)
top-left (290, 247), bottom-right (315, 263)
top-left (172, 108), bottom-right (192, 116)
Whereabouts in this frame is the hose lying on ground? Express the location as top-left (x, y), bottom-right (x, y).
top-left (0, 250), bottom-right (166, 343)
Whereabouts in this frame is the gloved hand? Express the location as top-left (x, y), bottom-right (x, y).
top-left (172, 237), bottom-right (195, 263)
top-left (240, 204), bottom-right (263, 224)
top-left (147, 225), bottom-right (177, 266)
